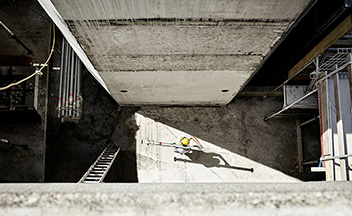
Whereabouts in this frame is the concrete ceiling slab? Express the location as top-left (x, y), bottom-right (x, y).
top-left (47, 0), bottom-right (311, 106)
top-left (100, 70), bottom-right (249, 105)
top-left (52, 0), bottom-right (309, 20)
top-left (69, 20), bottom-right (287, 72)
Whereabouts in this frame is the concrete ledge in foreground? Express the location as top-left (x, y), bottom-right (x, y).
top-left (0, 182), bottom-right (351, 215)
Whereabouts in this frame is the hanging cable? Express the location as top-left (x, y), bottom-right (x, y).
top-left (0, 22), bottom-right (56, 91)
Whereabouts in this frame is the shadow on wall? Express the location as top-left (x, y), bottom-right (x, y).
top-left (137, 98), bottom-right (321, 180)
top-left (105, 107), bottom-right (140, 183)
top-left (45, 69), bottom-right (139, 182)
top-left (174, 151), bottom-right (254, 173)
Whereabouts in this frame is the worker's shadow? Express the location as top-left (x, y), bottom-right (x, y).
top-left (174, 151), bottom-right (254, 173)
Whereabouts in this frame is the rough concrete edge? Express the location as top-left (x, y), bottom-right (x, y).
top-left (37, 0), bottom-right (111, 95)
top-left (0, 183), bottom-right (351, 212)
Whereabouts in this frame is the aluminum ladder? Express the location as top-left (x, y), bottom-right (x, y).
top-left (78, 147), bottom-right (120, 183)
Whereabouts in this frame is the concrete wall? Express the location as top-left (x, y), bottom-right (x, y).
top-left (0, 0), bottom-right (51, 182)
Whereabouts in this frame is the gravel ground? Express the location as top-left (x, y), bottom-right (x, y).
top-left (0, 182), bottom-right (351, 215)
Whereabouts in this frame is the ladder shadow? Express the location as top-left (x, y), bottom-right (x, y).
top-left (174, 151), bottom-right (254, 173)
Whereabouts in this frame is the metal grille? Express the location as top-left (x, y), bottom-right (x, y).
top-left (319, 48), bottom-right (351, 72)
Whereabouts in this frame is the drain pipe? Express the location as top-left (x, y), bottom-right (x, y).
top-left (57, 38), bottom-right (82, 120)
top-left (65, 45), bottom-right (72, 117)
top-left (69, 48), bottom-right (75, 117)
top-left (76, 58), bottom-right (81, 118)
top-left (61, 39), bottom-right (68, 117)
top-left (73, 55), bottom-right (78, 118)
top-left (58, 38), bottom-right (65, 117)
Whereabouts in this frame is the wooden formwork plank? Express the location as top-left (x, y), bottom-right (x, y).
top-left (318, 72), bottom-right (334, 181)
top-left (288, 15), bottom-right (352, 78)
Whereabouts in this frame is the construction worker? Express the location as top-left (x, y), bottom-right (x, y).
top-left (175, 134), bottom-right (203, 154)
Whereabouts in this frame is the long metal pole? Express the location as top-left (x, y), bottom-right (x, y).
top-left (76, 57), bottom-right (81, 118)
top-left (65, 45), bottom-right (72, 117)
top-left (263, 58), bottom-right (316, 98)
top-left (321, 154), bottom-right (352, 161)
top-left (264, 89), bottom-right (318, 121)
top-left (69, 48), bottom-right (75, 117)
top-left (58, 38), bottom-right (65, 117)
top-left (73, 55), bottom-right (78, 118)
top-left (61, 39), bottom-right (68, 117)
top-left (0, 20), bottom-right (33, 54)
top-left (299, 116), bottom-right (319, 127)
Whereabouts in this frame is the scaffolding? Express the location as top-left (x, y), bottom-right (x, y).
top-left (264, 48), bottom-right (352, 181)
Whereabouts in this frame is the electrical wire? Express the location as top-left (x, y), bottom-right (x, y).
top-left (0, 22), bottom-right (56, 91)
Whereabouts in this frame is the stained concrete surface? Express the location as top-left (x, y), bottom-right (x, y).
top-left (135, 97), bottom-right (323, 182)
top-left (48, 0), bottom-right (310, 105)
top-left (52, 0), bottom-right (309, 20)
top-left (0, 0), bottom-right (51, 182)
top-left (0, 182), bottom-right (351, 215)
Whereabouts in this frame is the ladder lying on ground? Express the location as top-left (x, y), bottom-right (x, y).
top-left (78, 147), bottom-right (120, 183)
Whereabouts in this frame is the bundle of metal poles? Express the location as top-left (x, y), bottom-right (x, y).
top-left (57, 38), bottom-right (82, 120)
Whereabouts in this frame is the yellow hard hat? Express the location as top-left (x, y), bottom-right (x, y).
top-left (179, 137), bottom-right (190, 146)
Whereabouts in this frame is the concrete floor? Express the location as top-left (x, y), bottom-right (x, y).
top-left (136, 100), bottom-right (301, 182)
top-left (0, 182), bottom-right (351, 215)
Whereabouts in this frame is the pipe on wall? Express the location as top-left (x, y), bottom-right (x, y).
top-left (58, 38), bottom-right (82, 121)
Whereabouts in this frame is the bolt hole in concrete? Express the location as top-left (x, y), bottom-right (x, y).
top-left (120, 90), bottom-right (128, 93)
top-left (221, 89), bottom-right (229, 93)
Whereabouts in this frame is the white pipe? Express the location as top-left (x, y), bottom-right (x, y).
top-left (61, 39), bottom-right (68, 117)
top-left (77, 58), bottom-right (81, 118)
top-left (58, 38), bottom-right (65, 117)
top-left (73, 55), bottom-right (78, 118)
top-left (69, 48), bottom-right (75, 117)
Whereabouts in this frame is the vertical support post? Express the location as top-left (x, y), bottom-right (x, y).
top-left (347, 53), bottom-right (352, 179)
top-left (296, 120), bottom-right (304, 173)
top-left (348, 53), bottom-right (352, 115)
top-left (318, 72), bottom-right (334, 181)
top-left (333, 67), bottom-right (348, 180)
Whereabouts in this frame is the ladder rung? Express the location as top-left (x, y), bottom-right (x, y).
top-left (92, 167), bottom-right (106, 170)
top-left (89, 173), bottom-right (104, 176)
top-left (90, 170), bottom-right (105, 173)
top-left (85, 177), bottom-right (101, 180)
